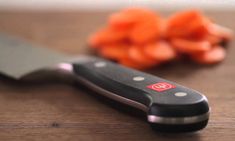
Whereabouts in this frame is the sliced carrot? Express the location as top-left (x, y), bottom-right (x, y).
top-left (144, 41), bottom-right (176, 61)
top-left (202, 34), bottom-right (223, 45)
top-left (113, 8), bottom-right (164, 44)
top-left (191, 46), bottom-right (226, 64)
top-left (109, 13), bottom-right (136, 30)
top-left (98, 44), bottom-right (129, 60)
top-left (88, 27), bottom-right (128, 48)
top-left (166, 10), bottom-right (210, 38)
top-left (188, 24), bottom-right (210, 39)
top-left (128, 46), bottom-right (158, 66)
top-left (122, 8), bottom-right (159, 24)
top-left (88, 8), bottom-right (232, 69)
top-left (129, 18), bottom-right (162, 44)
top-left (189, 23), bottom-right (233, 44)
top-left (171, 38), bottom-right (211, 53)
top-left (109, 8), bottom-right (157, 30)
top-left (207, 23), bottom-right (233, 41)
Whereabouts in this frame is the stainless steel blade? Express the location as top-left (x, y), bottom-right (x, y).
top-left (0, 33), bottom-right (73, 79)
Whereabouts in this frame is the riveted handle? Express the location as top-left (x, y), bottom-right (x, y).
top-left (71, 56), bottom-right (210, 132)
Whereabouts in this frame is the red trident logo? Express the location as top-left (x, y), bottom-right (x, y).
top-left (147, 82), bottom-right (176, 92)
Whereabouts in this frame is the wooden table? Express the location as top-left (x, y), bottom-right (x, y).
top-left (0, 10), bottom-right (234, 141)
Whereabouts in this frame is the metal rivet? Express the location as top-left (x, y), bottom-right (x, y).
top-left (174, 92), bottom-right (187, 97)
top-left (133, 76), bottom-right (145, 81)
top-left (94, 62), bottom-right (106, 68)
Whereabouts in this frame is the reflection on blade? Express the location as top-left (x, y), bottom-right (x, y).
top-left (0, 33), bottom-right (71, 78)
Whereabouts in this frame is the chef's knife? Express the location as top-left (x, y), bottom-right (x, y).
top-left (0, 33), bottom-right (210, 132)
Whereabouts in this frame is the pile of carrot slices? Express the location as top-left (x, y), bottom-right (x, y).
top-left (88, 8), bottom-right (233, 69)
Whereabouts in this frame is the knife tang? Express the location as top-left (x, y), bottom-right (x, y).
top-left (60, 56), bottom-right (210, 132)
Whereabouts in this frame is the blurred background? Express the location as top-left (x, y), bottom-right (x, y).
top-left (0, 0), bottom-right (234, 55)
top-left (0, 0), bottom-right (234, 11)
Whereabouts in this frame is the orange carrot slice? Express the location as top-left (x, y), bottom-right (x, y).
top-left (129, 19), bottom-right (162, 44)
top-left (191, 45), bottom-right (226, 64)
top-left (144, 41), bottom-right (176, 61)
top-left (128, 46), bottom-right (158, 66)
top-left (109, 13), bottom-right (136, 30)
top-left (203, 34), bottom-right (223, 45)
top-left (88, 27), bottom-right (128, 48)
top-left (171, 38), bottom-right (211, 53)
top-left (109, 8), bottom-right (157, 30)
top-left (166, 10), bottom-right (210, 38)
top-left (207, 23), bottom-right (233, 41)
top-left (98, 44), bottom-right (129, 60)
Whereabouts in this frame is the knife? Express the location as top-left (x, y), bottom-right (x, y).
top-left (0, 33), bottom-right (210, 132)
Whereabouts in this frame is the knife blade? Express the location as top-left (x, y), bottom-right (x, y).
top-left (0, 33), bottom-right (210, 132)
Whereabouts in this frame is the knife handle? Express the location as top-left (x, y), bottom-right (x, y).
top-left (62, 56), bottom-right (209, 132)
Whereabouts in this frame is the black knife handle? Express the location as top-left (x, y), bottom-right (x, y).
top-left (67, 56), bottom-right (209, 132)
